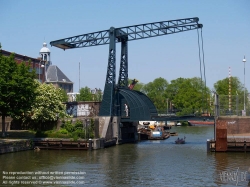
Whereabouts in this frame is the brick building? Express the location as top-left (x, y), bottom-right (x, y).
top-left (1, 43), bottom-right (73, 93)
top-left (1, 49), bottom-right (46, 83)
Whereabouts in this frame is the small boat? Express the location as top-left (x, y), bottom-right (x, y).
top-left (138, 126), bottom-right (170, 140)
top-left (176, 122), bottom-right (182, 126)
top-left (175, 136), bottom-right (186, 144)
top-left (188, 120), bottom-right (214, 126)
top-left (34, 146), bottom-right (40, 151)
top-left (170, 132), bottom-right (178, 136)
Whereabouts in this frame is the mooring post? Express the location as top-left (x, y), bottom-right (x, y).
top-left (88, 139), bottom-right (92, 151)
top-left (60, 140), bottom-right (62, 148)
top-left (244, 140), bottom-right (247, 152)
top-left (207, 139), bottom-right (210, 152)
top-left (100, 138), bottom-right (104, 149)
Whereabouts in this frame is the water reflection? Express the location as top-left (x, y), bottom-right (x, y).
top-left (213, 152), bottom-right (250, 186)
top-left (0, 126), bottom-right (250, 186)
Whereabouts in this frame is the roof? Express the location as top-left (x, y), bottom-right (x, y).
top-left (1, 49), bottom-right (40, 63)
top-left (40, 42), bottom-right (50, 53)
top-left (46, 65), bottom-right (73, 83)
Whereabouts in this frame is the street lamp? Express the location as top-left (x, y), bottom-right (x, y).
top-left (166, 98), bottom-right (169, 114)
top-left (39, 61), bottom-right (45, 83)
top-left (243, 56), bottom-right (246, 116)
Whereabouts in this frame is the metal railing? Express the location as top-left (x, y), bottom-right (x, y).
top-left (214, 94), bottom-right (250, 116)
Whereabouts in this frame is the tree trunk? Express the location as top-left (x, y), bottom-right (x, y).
top-left (2, 115), bottom-right (6, 137)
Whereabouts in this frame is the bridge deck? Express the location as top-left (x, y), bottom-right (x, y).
top-left (121, 115), bottom-right (215, 122)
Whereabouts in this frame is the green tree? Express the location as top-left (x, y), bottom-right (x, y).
top-left (214, 76), bottom-right (244, 95)
top-left (0, 50), bottom-right (38, 137)
top-left (76, 86), bottom-right (93, 101)
top-left (165, 77), bottom-right (186, 106)
top-left (166, 77), bottom-right (210, 115)
top-left (214, 76), bottom-right (248, 115)
top-left (24, 83), bottom-right (71, 130)
top-left (93, 89), bottom-right (102, 101)
top-left (141, 77), bottom-right (169, 112)
top-left (60, 89), bottom-right (68, 102)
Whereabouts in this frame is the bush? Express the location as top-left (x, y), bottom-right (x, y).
top-left (74, 120), bottom-right (83, 129)
top-left (35, 118), bottom-right (95, 139)
top-left (58, 128), bottom-right (68, 134)
top-left (35, 131), bottom-right (49, 137)
top-left (64, 124), bottom-right (75, 133)
top-left (72, 129), bottom-right (85, 139)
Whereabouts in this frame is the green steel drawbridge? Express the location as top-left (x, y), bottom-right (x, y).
top-left (50, 17), bottom-right (204, 122)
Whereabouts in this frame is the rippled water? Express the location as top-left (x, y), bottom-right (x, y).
top-left (1, 126), bottom-right (250, 187)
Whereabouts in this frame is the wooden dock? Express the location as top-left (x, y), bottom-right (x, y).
top-left (207, 139), bottom-right (250, 152)
top-left (33, 139), bottom-right (93, 150)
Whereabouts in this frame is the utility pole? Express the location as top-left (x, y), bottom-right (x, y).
top-left (242, 56), bottom-right (246, 116)
top-left (79, 61), bottom-right (80, 92)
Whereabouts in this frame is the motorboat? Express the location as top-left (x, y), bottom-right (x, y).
top-left (175, 136), bottom-right (186, 144)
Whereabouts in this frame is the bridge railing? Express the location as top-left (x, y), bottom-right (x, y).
top-left (216, 95), bottom-right (250, 116)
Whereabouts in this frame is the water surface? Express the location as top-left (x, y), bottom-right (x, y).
top-left (1, 126), bottom-right (250, 187)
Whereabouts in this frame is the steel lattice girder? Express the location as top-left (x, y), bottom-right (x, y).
top-left (99, 28), bottom-right (116, 116)
top-left (118, 41), bottom-right (128, 87)
top-left (50, 17), bottom-right (202, 49)
top-left (51, 17), bottom-right (203, 118)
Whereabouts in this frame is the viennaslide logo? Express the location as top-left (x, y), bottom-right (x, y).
top-left (219, 167), bottom-right (250, 186)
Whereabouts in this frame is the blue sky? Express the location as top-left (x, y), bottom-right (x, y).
top-left (1, 0), bottom-right (250, 93)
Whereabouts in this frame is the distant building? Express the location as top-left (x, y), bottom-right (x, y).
top-left (1, 43), bottom-right (74, 94)
top-left (46, 65), bottom-right (73, 93)
top-left (39, 42), bottom-right (73, 93)
top-left (67, 93), bottom-right (80, 102)
top-left (1, 49), bottom-right (45, 82)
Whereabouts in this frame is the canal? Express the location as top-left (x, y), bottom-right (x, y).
top-left (1, 126), bottom-right (250, 187)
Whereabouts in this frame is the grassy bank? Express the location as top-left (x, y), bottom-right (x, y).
top-left (1, 119), bottom-right (95, 141)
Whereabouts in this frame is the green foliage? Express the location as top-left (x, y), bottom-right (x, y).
top-left (74, 120), bottom-right (83, 129)
top-left (64, 123), bottom-right (75, 133)
top-left (171, 77), bottom-right (210, 115)
top-left (93, 89), bottom-right (102, 101)
top-left (60, 89), bottom-right (69, 102)
top-left (214, 76), bottom-right (248, 114)
top-left (214, 76), bottom-right (245, 96)
top-left (35, 118), bottom-right (95, 140)
top-left (0, 54), bottom-right (38, 117)
top-left (0, 51), bottom-right (38, 136)
top-left (58, 128), bottom-right (68, 134)
top-left (35, 130), bottom-right (70, 138)
top-left (141, 77), bottom-right (169, 111)
top-left (27, 83), bottom-right (71, 124)
top-left (137, 77), bottom-right (210, 115)
top-left (76, 86), bottom-right (93, 101)
top-left (76, 87), bottom-right (102, 102)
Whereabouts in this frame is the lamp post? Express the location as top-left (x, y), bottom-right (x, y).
top-left (39, 61), bottom-right (45, 83)
top-left (243, 56), bottom-right (246, 115)
top-left (166, 98), bottom-right (169, 114)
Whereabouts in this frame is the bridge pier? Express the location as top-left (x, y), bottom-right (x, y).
top-left (120, 121), bottom-right (138, 144)
top-left (99, 116), bottom-right (113, 140)
top-left (206, 116), bottom-right (250, 152)
top-left (112, 117), bottom-right (122, 144)
top-left (98, 117), bottom-right (138, 145)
